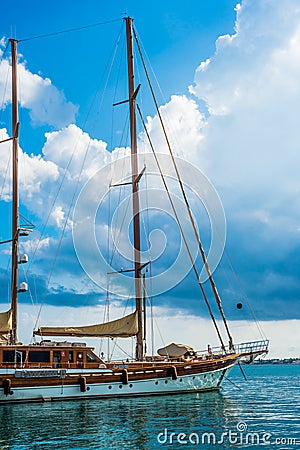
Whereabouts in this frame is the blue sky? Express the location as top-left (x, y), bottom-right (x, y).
top-left (0, 0), bottom-right (300, 356)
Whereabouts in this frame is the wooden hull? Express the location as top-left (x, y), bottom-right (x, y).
top-left (0, 359), bottom-right (236, 404)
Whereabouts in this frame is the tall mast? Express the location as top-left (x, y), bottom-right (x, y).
top-left (125, 17), bottom-right (143, 360)
top-left (10, 39), bottom-right (19, 345)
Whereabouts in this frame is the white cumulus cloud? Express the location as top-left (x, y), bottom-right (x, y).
top-left (0, 49), bottom-right (77, 128)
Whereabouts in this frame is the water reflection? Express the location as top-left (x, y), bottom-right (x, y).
top-left (0, 390), bottom-right (238, 449)
top-left (0, 365), bottom-right (299, 449)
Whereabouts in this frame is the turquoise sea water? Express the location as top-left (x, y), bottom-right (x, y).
top-left (0, 364), bottom-right (299, 449)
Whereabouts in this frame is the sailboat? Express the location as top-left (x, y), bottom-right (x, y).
top-left (0, 18), bottom-right (268, 403)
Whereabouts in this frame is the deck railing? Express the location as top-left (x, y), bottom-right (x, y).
top-left (195, 339), bottom-right (269, 359)
top-left (234, 339), bottom-right (269, 354)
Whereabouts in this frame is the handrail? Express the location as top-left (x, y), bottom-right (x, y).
top-left (195, 339), bottom-right (269, 357)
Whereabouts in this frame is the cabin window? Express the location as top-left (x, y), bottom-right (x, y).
top-left (3, 350), bottom-right (26, 363)
top-left (86, 352), bottom-right (98, 363)
top-left (68, 351), bottom-right (74, 362)
top-left (28, 351), bottom-right (50, 363)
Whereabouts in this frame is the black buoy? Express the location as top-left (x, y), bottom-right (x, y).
top-left (236, 303), bottom-right (243, 310)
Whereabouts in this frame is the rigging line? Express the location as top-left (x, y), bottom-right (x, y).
top-left (144, 173), bottom-right (154, 355)
top-left (0, 64), bottom-right (9, 122)
top-left (149, 262), bottom-right (154, 357)
top-left (0, 256), bottom-right (11, 303)
top-left (26, 25), bottom-right (123, 276)
top-left (109, 292), bottom-right (134, 360)
top-left (237, 361), bottom-right (247, 381)
top-left (25, 155), bottom-right (73, 276)
top-left (0, 151), bottom-right (10, 201)
top-left (109, 47), bottom-right (130, 239)
top-left (138, 182), bottom-right (153, 348)
top-left (104, 187), bottom-right (111, 322)
top-left (240, 352), bottom-right (268, 379)
top-left (141, 270), bottom-right (155, 356)
top-left (137, 104), bottom-right (226, 352)
top-left (34, 102), bottom-right (113, 331)
top-left (134, 29), bottom-right (233, 349)
top-left (103, 184), bottom-right (112, 358)
top-left (218, 262), bottom-right (256, 336)
top-left (222, 248), bottom-right (266, 340)
top-left (139, 173), bottom-right (152, 262)
top-left (27, 26), bottom-right (121, 272)
top-left (195, 172), bottom-right (266, 341)
top-left (89, 23), bottom-right (124, 138)
top-left (110, 339), bottom-right (133, 359)
top-left (108, 98), bottom-right (131, 267)
top-left (152, 313), bottom-right (170, 360)
top-left (223, 375), bottom-right (242, 390)
top-left (110, 37), bottom-right (128, 160)
top-left (108, 90), bottom-right (131, 273)
top-left (102, 32), bottom-right (126, 331)
top-left (32, 203), bottom-right (71, 331)
top-left (108, 142), bottom-right (132, 269)
top-left (111, 111), bottom-right (130, 167)
top-left (34, 163), bottom-right (90, 329)
top-left (133, 27), bottom-right (165, 102)
top-left (110, 35), bottom-right (125, 152)
top-left (144, 173), bottom-right (151, 253)
top-left (24, 140), bottom-right (95, 275)
top-left (108, 188), bottom-right (131, 267)
top-left (18, 261), bottom-right (39, 338)
top-left (18, 19), bottom-right (121, 43)
top-left (0, 40), bottom-right (10, 63)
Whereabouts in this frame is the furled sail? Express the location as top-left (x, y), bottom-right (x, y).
top-left (0, 308), bottom-right (12, 333)
top-left (34, 311), bottom-right (138, 338)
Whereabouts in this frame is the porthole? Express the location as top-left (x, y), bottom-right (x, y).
top-left (155, 381), bottom-right (158, 385)
top-left (119, 385), bottom-right (123, 389)
top-left (165, 380), bottom-right (168, 384)
top-left (87, 386), bottom-right (90, 391)
top-left (192, 376), bottom-right (195, 380)
top-left (179, 378), bottom-right (183, 382)
top-left (108, 386), bottom-right (112, 390)
top-left (204, 374), bottom-right (206, 379)
top-left (129, 384), bottom-right (133, 388)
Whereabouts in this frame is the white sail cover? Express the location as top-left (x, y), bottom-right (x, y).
top-left (0, 308), bottom-right (12, 333)
top-left (157, 342), bottom-right (194, 358)
top-left (34, 311), bottom-right (138, 338)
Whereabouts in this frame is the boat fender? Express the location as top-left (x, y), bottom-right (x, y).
top-left (121, 369), bottom-right (128, 385)
top-left (79, 376), bottom-right (87, 392)
top-left (3, 378), bottom-right (12, 396)
top-left (169, 366), bottom-right (177, 380)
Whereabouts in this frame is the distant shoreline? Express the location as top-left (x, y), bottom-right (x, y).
top-left (253, 358), bottom-right (300, 365)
